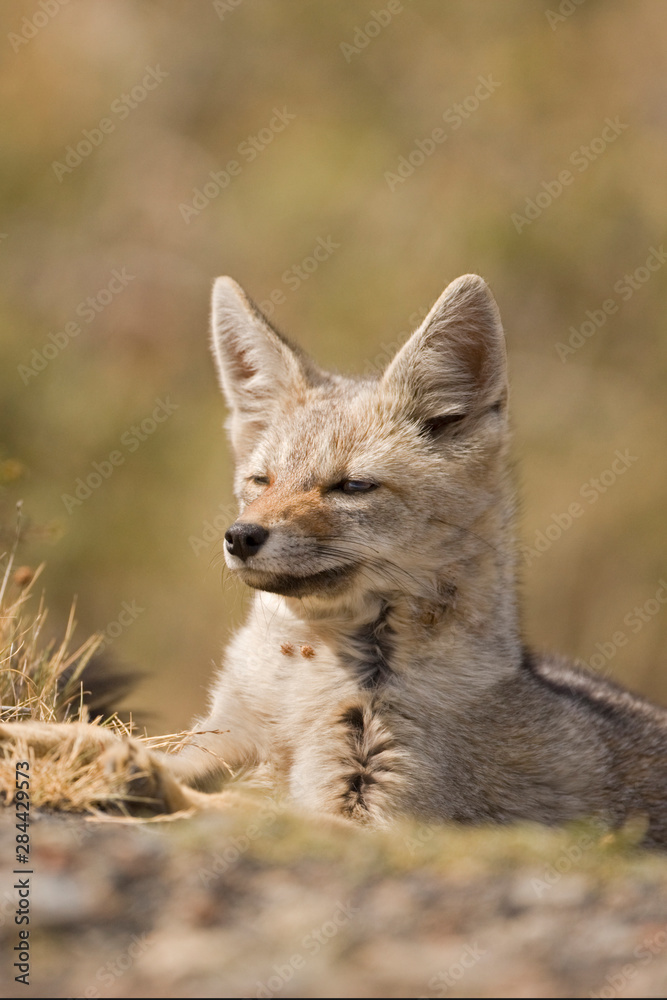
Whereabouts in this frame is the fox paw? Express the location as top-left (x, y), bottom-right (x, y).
top-left (101, 739), bottom-right (195, 814)
top-left (0, 721), bottom-right (197, 815)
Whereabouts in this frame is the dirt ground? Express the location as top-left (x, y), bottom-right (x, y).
top-left (2, 802), bottom-right (667, 999)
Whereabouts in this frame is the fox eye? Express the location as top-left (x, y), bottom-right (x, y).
top-left (250, 474), bottom-right (270, 486)
top-left (424, 414), bottom-right (467, 436)
top-left (338, 479), bottom-right (378, 494)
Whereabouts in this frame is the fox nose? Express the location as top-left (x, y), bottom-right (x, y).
top-left (225, 522), bottom-right (269, 561)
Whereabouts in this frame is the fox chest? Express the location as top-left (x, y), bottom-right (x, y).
top-left (243, 613), bottom-right (395, 715)
top-left (251, 634), bottom-right (408, 820)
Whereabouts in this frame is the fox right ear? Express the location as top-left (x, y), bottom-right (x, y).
top-left (210, 277), bottom-right (314, 457)
top-left (381, 274), bottom-right (508, 424)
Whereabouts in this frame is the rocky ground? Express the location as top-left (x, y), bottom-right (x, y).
top-left (2, 800), bottom-right (667, 999)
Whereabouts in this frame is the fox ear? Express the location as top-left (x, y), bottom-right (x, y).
top-left (382, 274), bottom-right (508, 424)
top-left (210, 277), bottom-right (316, 456)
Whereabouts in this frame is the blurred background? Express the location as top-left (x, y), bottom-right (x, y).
top-left (1, 0), bottom-right (666, 731)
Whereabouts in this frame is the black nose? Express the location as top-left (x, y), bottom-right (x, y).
top-left (225, 522), bottom-right (269, 561)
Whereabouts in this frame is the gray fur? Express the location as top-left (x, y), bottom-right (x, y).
top-left (175, 274), bottom-right (667, 845)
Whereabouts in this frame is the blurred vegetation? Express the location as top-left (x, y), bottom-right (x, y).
top-left (1, 0), bottom-right (666, 730)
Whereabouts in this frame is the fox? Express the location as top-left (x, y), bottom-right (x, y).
top-left (2, 273), bottom-right (667, 845)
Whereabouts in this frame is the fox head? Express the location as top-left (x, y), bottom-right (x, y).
top-left (210, 274), bottom-right (512, 611)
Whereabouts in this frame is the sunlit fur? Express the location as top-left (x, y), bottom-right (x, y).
top-left (161, 273), bottom-right (667, 844)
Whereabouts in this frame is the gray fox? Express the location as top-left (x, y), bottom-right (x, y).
top-left (3, 274), bottom-right (667, 845)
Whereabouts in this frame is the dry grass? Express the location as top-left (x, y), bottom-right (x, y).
top-left (0, 528), bottom-right (180, 814)
top-left (0, 507), bottom-right (113, 724)
top-left (3, 723), bottom-right (136, 813)
top-left (0, 565), bottom-right (101, 725)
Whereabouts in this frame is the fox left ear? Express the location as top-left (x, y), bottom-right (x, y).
top-left (210, 277), bottom-right (321, 457)
top-left (381, 274), bottom-right (508, 423)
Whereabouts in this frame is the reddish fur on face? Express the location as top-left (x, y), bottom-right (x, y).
top-left (243, 483), bottom-right (332, 536)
